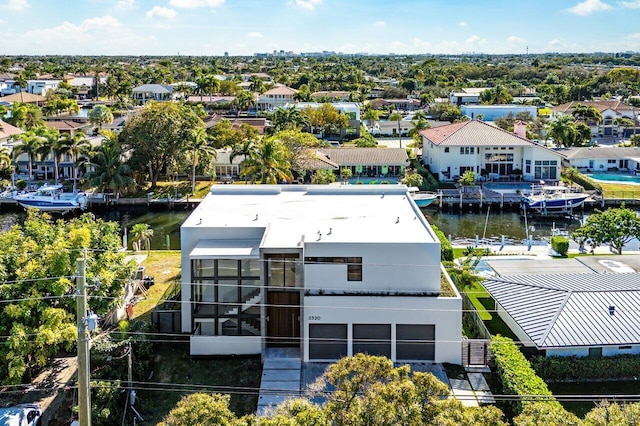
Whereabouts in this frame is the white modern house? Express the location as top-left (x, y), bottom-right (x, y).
top-left (561, 146), bottom-right (640, 173)
top-left (180, 185), bottom-right (462, 364)
top-left (449, 88), bottom-right (489, 105)
top-left (132, 84), bottom-right (177, 105)
top-left (483, 273), bottom-right (640, 357)
top-left (27, 79), bottom-right (60, 95)
top-left (420, 120), bottom-right (564, 182)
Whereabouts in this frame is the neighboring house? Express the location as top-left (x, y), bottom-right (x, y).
top-left (552, 100), bottom-right (639, 137)
top-left (313, 147), bottom-right (409, 178)
top-left (369, 119), bottom-right (413, 137)
top-left (204, 114), bottom-right (268, 135)
top-left (292, 102), bottom-right (361, 139)
top-left (44, 119), bottom-right (92, 136)
top-left (0, 78), bottom-right (19, 96)
top-left (69, 76), bottom-right (107, 98)
top-left (369, 98), bottom-right (422, 112)
top-left (187, 95), bottom-right (236, 106)
top-left (420, 120), bottom-right (564, 182)
top-left (241, 72), bottom-right (273, 83)
top-left (449, 88), bottom-right (490, 105)
top-left (460, 104), bottom-right (538, 121)
top-left (0, 119), bottom-right (23, 145)
top-left (132, 84), bottom-right (177, 105)
top-left (27, 79), bottom-right (61, 95)
top-left (256, 85), bottom-right (298, 111)
top-left (561, 146), bottom-right (640, 172)
top-left (212, 148), bottom-right (243, 179)
top-left (483, 273), bottom-right (640, 357)
top-left (312, 91), bottom-right (351, 102)
top-left (180, 185), bottom-right (462, 363)
top-left (0, 92), bottom-right (47, 105)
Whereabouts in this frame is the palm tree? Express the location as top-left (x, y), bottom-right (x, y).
top-left (389, 112), bottom-right (404, 148)
top-left (362, 109), bottom-right (380, 129)
top-left (60, 131), bottom-right (90, 191)
top-left (249, 76), bottom-right (266, 94)
top-left (235, 91), bottom-right (256, 115)
top-left (0, 146), bottom-right (11, 171)
top-left (87, 105), bottom-right (114, 130)
top-left (272, 106), bottom-right (310, 132)
top-left (187, 127), bottom-right (216, 194)
top-left (15, 72), bottom-right (27, 103)
top-left (408, 117), bottom-right (430, 139)
top-left (13, 131), bottom-right (41, 182)
top-left (130, 223), bottom-right (153, 254)
top-left (85, 137), bottom-right (133, 203)
top-left (240, 138), bottom-right (293, 184)
top-left (35, 127), bottom-right (62, 182)
top-left (547, 115), bottom-right (578, 147)
top-left (230, 138), bottom-right (257, 168)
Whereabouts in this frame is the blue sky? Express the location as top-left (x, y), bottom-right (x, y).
top-left (0, 0), bottom-right (639, 56)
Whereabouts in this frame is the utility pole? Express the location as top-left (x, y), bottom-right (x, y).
top-left (76, 250), bottom-right (92, 426)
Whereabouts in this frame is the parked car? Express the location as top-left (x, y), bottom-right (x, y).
top-left (0, 404), bottom-right (42, 426)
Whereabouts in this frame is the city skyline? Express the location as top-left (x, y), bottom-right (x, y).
top-left (0, 0), bottom-right (639, 56)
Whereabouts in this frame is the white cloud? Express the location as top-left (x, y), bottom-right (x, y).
top-left (146, 5), bottom-right (177, 20)
top-left (0, 18), bottom-right (6, 24)
top-left (619, 0), bottom-right (640, 7)
top-left (247, 31), bottom-right (263, 38)
top-left (629, 32), bottom-right (640, 38)
top-left (2, 0), bottom-right (30, 11)
top-left (372, 21), bottom-right (385, 27)
top-left (115, 0), bottom-right (135, 10)
top-left (7, 16), bottom-right (152, 55)
top-left (412, 37), bottom-right (432, 49)
top-left (566, 0), bottom-right (612, 15)
top-left (508, 35), bottom-right (526, 44)
top-left (465, 35), bottom-right (487, 46)
top-left (169, 0), bottom-right (224, 8)
top-left (289, 0), bottom-right (321, 10)
top-left (458, 21), bottom-right (468, 27)
top-left (546, 38), bottom-right (568, 50)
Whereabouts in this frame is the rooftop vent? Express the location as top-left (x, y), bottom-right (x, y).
top-left (609, 305), bottom-right (615, 316)
top-left (396, 216), bottom-right (400, 224)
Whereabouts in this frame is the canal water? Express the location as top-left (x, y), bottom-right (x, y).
top-left (0, 206), bottom-right (588, 250)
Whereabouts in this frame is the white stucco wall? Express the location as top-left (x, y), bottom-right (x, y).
top-left (190, 335), bottom-right (261, 356)
top-left (303, 241), bottom-right (441, 293)
top-left (546, 345), bottom-right (640, 357)
top-left (303, 295), bottom-right (462, 363)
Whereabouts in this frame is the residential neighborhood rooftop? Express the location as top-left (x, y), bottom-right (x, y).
top-left (183, 185), bottom-right (437, 248)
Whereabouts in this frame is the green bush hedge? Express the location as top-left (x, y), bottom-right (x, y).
top-left (562, 167), bottom-right (602, 192)
top-left (490, 336), bottom-right (561, 416)
top-left (431, 224), bottom-right (453, 262)
top-left (550, 236), bottom-right (569, 255)
top-left (532, 354), bottom-right (640, 381)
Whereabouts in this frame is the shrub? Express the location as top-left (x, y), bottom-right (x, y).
top-left (532, 354), bottom-right (640, 381)
top-left (490, 336), bottom-right (561, 417)
top-left (550, 236), bottom-right (569, 255)
top-left (16, 179), bottom-right (27, 190)
top-left (562, 167), bottom-right (602, 192)
top-left (431, 224), bottom-right (453, 261)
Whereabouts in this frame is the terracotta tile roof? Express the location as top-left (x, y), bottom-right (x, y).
top-left (1, 92), bottom-right (47, 104)
top-left (45, 120), bottom-right (89, 131)
top-left (318, 147), bottom-right (409, 166)
top-left (262, 85), bottom-right (297, 96)
top-left (0, 119), bottom-right (23, 140)
top-left (419, 119), bottom-right (534, 147)
top-left (299, 151), bottom-right (339, 170)
top-left (553, 100), bottom-right (633, 114)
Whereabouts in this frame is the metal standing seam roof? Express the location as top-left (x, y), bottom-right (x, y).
top-left (482, 273), bottom-right (640, 348)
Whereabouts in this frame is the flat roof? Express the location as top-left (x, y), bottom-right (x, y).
top-left (183, 185), bottom-right (437, 249)
top-left (190, 239), bottom-right (261, 259)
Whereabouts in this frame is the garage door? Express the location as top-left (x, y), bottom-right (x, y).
top-left (396, 324), bottom-right (435, 360)
top-left (309, 324), bottom-right (347, 360)
top-left (353, 324), bottom-right (391, 358)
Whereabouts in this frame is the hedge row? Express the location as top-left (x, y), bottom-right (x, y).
top-left (550, 236), bottom-right (569, 255)
top-left (431, 224), bottom-right (453, 261)
top-left (532, 354), bottom-right (640, 381)
top-left (490, 336), bottom-right (561, 416)
top-left (563, 167), bottom-right (602, 192)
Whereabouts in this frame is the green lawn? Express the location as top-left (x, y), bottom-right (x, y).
top-left (133, 251), bottom-right (181, 322)
top-left (136, 343), bottom-right (262, 423)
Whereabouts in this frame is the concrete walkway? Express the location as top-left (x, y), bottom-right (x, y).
top-left (257, 348), bottom-right (302, 416)
top-left (449, 378), bottom-right (478, 407)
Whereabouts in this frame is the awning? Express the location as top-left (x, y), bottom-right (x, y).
top-left (189, 239), bottom-right (261, 259)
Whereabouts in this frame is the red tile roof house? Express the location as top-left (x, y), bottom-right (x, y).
top-left (420, 119), bottom-right (564, 182)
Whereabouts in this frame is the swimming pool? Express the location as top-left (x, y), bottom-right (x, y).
top-left (348, 177), bottom-right (399, 184)
top-left (586, 173), bottom-right (640, 185)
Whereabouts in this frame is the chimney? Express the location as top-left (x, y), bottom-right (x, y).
top-left (514, 120), bottom-right (527, 139)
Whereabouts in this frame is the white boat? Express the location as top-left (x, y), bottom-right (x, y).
top-left (15, 184), bottom-right (88, 214)
top-left (408, 187), bottom-right (438, 207)
top-left (521, 185), bottom-right (589, 213)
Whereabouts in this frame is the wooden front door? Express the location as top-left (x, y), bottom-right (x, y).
top-left (267, 291), bottom-right (300, 346)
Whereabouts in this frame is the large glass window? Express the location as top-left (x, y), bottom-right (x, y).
top-left (192, 259), bottom-right (261, 336)
top-left (534, 160), bottom-right (558, 180)
top-left (267, 254), bottom-right (300, 287)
